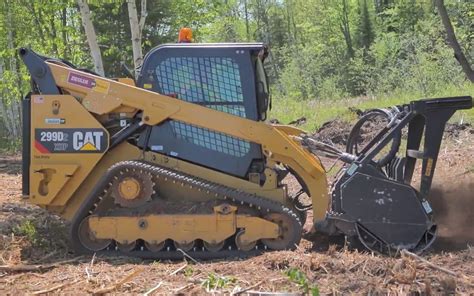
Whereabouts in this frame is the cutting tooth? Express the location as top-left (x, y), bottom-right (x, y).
top-left (264, 245), bottom-right (268, 250)
top-left (228, 246), bottom-right (232, 250)
top-left (113, 176), bottom-right (118, 180)
top-left (88, 210), bottom-right (93, 214)
top-left (93, 203), bottom-right (98, 207)
top-left (167, 246), bottom-right (170, 252)
top-left (173, 180), bottom-right (176, 184)
top-left (241, 201), bottom-right (244, 205)
top-left (98, 196), bottom-right (103, 201)
top-left (194, 247), bottom-right (197, 252)
top-left (140, 246), bottom-right (144, 251)
top-left (258, 206), bottom-right (261, 210)
top-left (115, 246), bottom-right (119, 251)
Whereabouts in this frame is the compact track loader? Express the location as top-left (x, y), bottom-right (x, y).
top-left (20, 44), bottom-right (472, 258)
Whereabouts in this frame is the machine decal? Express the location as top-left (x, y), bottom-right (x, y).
top-left (67, 72), bottom-right (110, 94)
top-left (34, 128), bottom-right (108, 153)
top-left (45, 118), bottom-right (66, 125)
top-left (33, 96), bottom-right (44, 104)
top-left (425, 158), bottom-right (434, 177)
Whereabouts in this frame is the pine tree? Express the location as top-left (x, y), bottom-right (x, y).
top-left (356, 0), bottom-right (375, 51)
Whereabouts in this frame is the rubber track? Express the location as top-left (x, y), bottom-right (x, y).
top-left (70, 160), bottom-right (302, 260)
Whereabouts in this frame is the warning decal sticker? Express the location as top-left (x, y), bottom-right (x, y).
top-left (67, 72), bottom-right (110, 94)
top-left (34, 128), bottom-right (108, 154)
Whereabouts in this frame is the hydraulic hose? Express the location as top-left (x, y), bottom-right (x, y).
top-left (346, 107), bottom-right (402, 166)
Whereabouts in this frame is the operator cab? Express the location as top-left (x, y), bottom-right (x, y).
top-left (136, 43), bottom-right (270, 178)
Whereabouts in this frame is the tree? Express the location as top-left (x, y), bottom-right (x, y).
top-left (77, 0), bottom-right (105, 76)
top-left (435, 0), bottom-right (473, 82)
top-left (340, 0), bottom-right (354, 58)
top-left (127, 0), bottom-right (148, 77)
top-left (355, 0), bottom-right (375, 51)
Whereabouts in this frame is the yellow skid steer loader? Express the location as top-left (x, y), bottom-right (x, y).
top-left (19, 44), bottom-right (472, 259)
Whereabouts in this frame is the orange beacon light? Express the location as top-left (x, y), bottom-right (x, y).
top-left (178, 28), bottom-right (193, 43)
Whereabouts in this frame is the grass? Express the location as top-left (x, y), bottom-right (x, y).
top-left (269, 83), bottom-right (474, 132)
top-left (200, 273), bottom-right (237, 292)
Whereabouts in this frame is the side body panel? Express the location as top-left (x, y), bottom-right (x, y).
top-left (28, 95), bottom-right (108, 207)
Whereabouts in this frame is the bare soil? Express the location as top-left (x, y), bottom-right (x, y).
top-left (0, 125), bottom-right (473, 295)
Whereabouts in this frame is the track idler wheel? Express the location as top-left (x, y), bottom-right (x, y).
top-left (235, 230), bottom-right (257, 251)
top-left (261, 213), bottom-right (299, 250)
top-left (78, 217), bottom-right (111, 251)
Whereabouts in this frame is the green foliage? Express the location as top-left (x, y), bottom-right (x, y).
top-left (270, 82), bottom-right (474, 131)
top-left (183, 265), bottom-right (194, 277)
top-left (0, 0), bottom-right (472, 150)
top-left (13, 220), bottom-right (38, 244)
top-left (285, 267), bottom-right (320, 296)
top-left (200, 272), bottom-right (237, 292)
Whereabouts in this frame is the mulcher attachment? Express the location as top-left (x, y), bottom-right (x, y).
top-left (319, 96), bottom-right (473, 254)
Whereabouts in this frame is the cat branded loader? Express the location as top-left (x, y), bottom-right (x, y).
top-left (19, 44), bottom-right (472, 258)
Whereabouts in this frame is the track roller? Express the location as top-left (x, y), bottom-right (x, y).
top-left (203, 240), bottom-right (226, 252)
top-left (235, 230), bottom-right (257, 251)
top-left (174, 240), bottom-right (196, 252)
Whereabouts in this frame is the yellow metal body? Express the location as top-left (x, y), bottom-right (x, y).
top-left (89, 205), bottom-right (280, 245)
top-left (28, 62), bottom-right (329, 233)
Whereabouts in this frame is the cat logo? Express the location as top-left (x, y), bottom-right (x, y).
top-left (73, 131), bottom-right (104, 151)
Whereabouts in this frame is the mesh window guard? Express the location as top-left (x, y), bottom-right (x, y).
top-left (155, 56), bottom-right (251, 156)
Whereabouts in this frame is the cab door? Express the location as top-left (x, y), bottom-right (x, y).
top-left (136, 44), bottom-right (264, 177)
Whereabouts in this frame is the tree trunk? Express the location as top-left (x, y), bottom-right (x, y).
top-left (5, 0), bottom-right (20, 140)
top-left (77, 0), bottom-right (105, 76)
top-left (0, 59), bottom-right (14, 140)
top-left (340, 0), bottom-right (354, 58)
top-left (435, 0), bottom-right (474, 82)
top-left (244, 0), bottom-right (250, 41)
top-left (127, 0), bottom-right (147, 77)
top-left (61, 7), bottom-right (69, 58)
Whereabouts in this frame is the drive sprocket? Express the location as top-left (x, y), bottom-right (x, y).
top-left (111, 168), bottom-right (154, 208)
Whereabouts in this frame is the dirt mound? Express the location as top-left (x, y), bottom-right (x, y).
top-left (444, 122), bottom-right (473, 138)
top-left (311, 119), bottom-right (352, 147)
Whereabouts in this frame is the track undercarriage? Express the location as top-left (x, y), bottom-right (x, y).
top-left (72, 161), bottom-right (303, 259)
